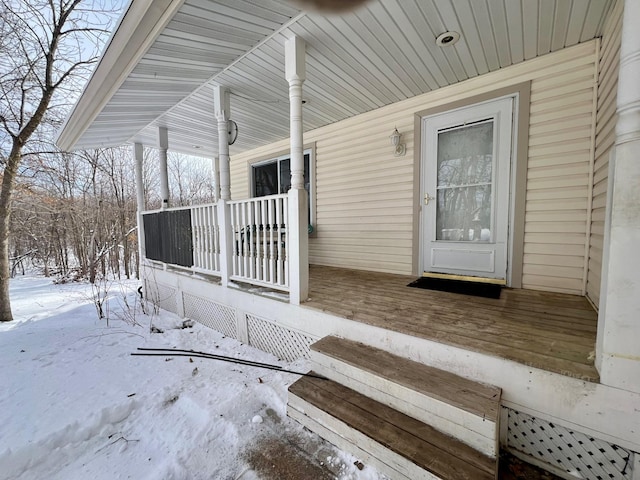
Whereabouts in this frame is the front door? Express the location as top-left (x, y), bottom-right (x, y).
top-left (421, 97), bottom-right (514, 282)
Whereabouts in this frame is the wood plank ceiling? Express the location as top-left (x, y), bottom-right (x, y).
top-left (73, 0), bottom-right (613, 157)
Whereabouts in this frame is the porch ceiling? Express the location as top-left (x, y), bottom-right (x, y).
top-left (58, 0), bottom-right (613, 157)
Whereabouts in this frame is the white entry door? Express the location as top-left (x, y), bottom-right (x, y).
top-left (421, 97), bottom-right (514, 281)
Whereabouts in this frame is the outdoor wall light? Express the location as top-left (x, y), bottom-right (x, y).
top-left (390, 128), bottom-right (406, 156)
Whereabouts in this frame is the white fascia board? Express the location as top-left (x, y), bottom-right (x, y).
top-left (56, 0), bottom-right (186, 151)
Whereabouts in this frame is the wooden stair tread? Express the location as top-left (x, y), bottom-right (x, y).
top-left (312, 336), bottom-right (501, 422)
top-left (289, 375), bottom-right (495, 480)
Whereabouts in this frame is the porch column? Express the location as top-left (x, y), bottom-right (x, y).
top-left (214, 85), bottom-right (233, 286)
top-left (134, 143), bottom-right (146, 259)
top-left (285, 35), bottom-right (309, 305)
top-left (596, 0), bottom-right (640, 394)
top-left (158, 126), bottom-right (170, 209)
top-left (212, 156), bottom-right (220, 203)
top-left (215, 87), bottom-right (231, 201)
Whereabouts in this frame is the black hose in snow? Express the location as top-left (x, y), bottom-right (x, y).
top-left (131, 347), bottom-right (327, 380)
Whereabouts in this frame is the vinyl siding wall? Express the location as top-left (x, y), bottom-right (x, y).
top-left (523, 52), bottom-right (597, 294)
top-left (230, 41), bottom-right (599, 294)
top-left (586, 0), bottom-right (621, 307)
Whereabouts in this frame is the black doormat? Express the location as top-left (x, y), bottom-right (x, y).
top-left (407, 277), bottom-right (502, 299)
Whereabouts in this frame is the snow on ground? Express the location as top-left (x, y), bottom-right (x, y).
top-left (0, 275), bottom-right (386, 480)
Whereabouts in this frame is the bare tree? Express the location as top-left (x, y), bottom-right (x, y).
top-left (7, 139), bottom-right (216, 291)
top-left (168, 152), bottom-right (216, 207)
top-left (8, 145), bottom-right (140, 285)
top-left (0, 0), bottom-right (118, 321)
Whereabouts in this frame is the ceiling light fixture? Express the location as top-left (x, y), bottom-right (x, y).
top-left (435, 31), bottom-right (460, 47)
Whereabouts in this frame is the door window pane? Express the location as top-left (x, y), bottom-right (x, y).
top-left (255, 155), bottom-right (311, 197)
top-left (437, 121), bottom-right (493, 188)
top-left (436, 121), bottom-right (493, 242)
top-left (304, 154), bottom-right (310, 193)
top-left (254, 162), bottom-right (278, 196)
top-left (279, 156), bottom-right (311, 195)
top-left (252, 153), bottom-right (313, 226)
top-left (280, 158), bottom-right (291, 193)
top-left (436, 185), bottom-right (492, 241)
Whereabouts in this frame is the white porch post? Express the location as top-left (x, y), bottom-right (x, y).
top-left (214, 86), bottom-right (233, 286)
top-left (158, 126), bottom-right (170, 209)
top-left (285, 35), bottom-right (309, 305)
top-left (212, 156), bottom-right (220, 203)
top-left (216, 87), bottom-right (232, 202)
top-left (134, 143), bottom-right (146, 260)
top-left (596, 0), bottom-right (640, 394)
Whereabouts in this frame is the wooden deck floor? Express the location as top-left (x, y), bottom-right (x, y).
top-left (304, 266), bottom-right (599, 382)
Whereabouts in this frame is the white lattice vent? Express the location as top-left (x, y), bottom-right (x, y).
top-left (246, 314), bottom-right (316, 362)
top-left (145, 281), bottom-right (178, 315)
top-left (183, 293), bottom-right (237, 339)
top-left (505, 408), bottom-right (634, 480)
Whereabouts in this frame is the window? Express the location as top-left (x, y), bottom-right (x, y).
top-left (251, 149), bottom-right (314, 228)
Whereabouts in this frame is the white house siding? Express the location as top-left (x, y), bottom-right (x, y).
top-left (523, 50), bottom-right (597, 295)
top-left (586, 0), bottom-right (622, 308)
top-left (230, 41), bottom-right (598, 292)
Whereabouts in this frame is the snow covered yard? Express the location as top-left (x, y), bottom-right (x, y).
top-left (0, 276), bottom-right (385, 480)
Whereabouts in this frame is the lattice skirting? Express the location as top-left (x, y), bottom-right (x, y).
top-left (504, 407), bottom-right (634, 480)
top-left (246, 314), bottom-right (317, 362)
top-left (183, 293), bottom-right (237, 339)
top-left (143, 282), bottom-right (315, 363)
top-left (145, 281), bottom-right (178, 315)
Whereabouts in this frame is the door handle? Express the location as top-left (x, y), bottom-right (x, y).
top-left (424, 193), bottom-right (435, 205)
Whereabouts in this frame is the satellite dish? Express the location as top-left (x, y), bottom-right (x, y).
top-left (227, 120), bottom-right (238, 145)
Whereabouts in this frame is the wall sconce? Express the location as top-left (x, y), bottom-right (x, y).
top-left (390, 128), bottom-right (406, 156)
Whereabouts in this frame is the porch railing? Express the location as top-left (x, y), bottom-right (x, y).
top-left (191, 203), bottom-right (220, 274)
top-left (142, 207), bottom-right (194, 268)
top-left (229, 194), bottom-right (289, 291)
top-left (142, 203), bottom-right (221, 276)
top-left (141, 194), bottom-right (290, 291)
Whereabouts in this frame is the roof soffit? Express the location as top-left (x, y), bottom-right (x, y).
top-left (61, 0), bottom-right (614, 156)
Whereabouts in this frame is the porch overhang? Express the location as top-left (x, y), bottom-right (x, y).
top-left (56, 0), bottom-right (614, 156)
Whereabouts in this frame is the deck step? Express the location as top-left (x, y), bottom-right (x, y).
top-left (288, 375), bottom-right (496, 480)
top-left (310, 336), bottom-right (501, 458)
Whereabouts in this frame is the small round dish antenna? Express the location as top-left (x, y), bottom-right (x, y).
top-left (228, 120), bottom-right (238, 145)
